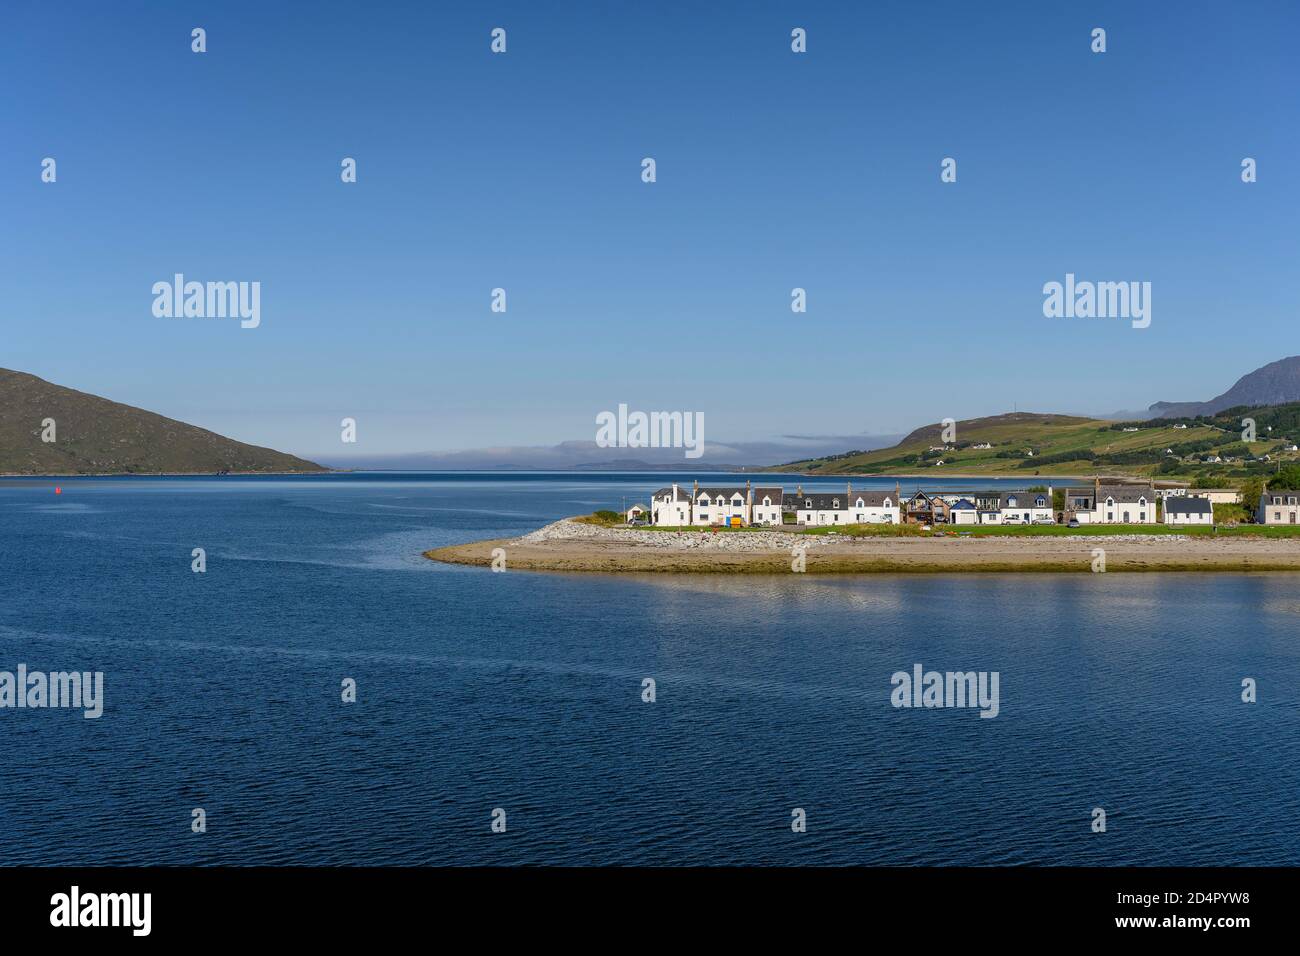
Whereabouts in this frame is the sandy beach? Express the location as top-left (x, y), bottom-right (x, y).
top-left (423, 518), bottom-right (1300, 574)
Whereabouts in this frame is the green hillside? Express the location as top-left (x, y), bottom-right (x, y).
top-left (773, 408), bottom-right (1300, 482)
top-left (0, 368), bottom-right (326, 475)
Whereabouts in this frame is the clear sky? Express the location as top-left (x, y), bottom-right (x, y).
top-left (3, 1), bottom-right (1297, 460)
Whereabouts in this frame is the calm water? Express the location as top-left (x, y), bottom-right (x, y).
top-left (1, 472), bottom-right (1296, 866)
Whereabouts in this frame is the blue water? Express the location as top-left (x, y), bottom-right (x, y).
top-left (1, 472), bottom-right (1296, 865)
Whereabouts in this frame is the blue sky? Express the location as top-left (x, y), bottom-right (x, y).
top-left (3, 1), bottom-right (1297, 460)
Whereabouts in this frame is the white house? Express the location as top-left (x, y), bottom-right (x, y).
top-left (999, 490), bottom-right (1053, 524)
top-left (650, 484), bottom-right (692, 526)
top-left (750, 486), bottom-right (784, 526)
top-left (1164, 497), bottom-right (1213, 525)
top-left (1064, 481), bottom-right (1157, 524)
top-left (626, 503), bottom-right (647, 523)
top-left (795, 492), bottom-right (850, 526)
top-left (1257, 488), bottom-right (1300, 525)
top-left (1096, 483), bottom-right (1156, 523)
top-left (693, 486), bottom-right (749, 526)
top-left (848, 490), bottom-right (899, 524)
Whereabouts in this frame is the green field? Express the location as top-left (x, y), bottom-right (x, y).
top-left (767, 406), bottom-right (1300, 481)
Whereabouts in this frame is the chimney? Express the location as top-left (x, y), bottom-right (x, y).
top-left (797, 483), bottom-right (803, 497)
top-left (671, 482), bottom-right (678, 500)
top-left (746, 478), bottom-right (752, 503)
top-left (693, 479), bottom-right (699, 500)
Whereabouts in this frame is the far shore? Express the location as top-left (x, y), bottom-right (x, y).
top-left (423, 517), bottom-right (1300, 575)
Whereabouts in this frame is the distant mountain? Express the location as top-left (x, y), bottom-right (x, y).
top-left (321, 434), bottom-right (903, 471)
top-left (1151, 357), bottom-right (1300, 418)
top-left (0, 369), bottom-right (325, 475)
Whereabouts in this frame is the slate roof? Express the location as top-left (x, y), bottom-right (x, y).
top-left (651, 486), bottom-right (691, 502)
top-left (1000, 492), bottom-right (1051, 509)
top-left (1165, 497), bottom-right (1212, 515)
top-left (793, 493), bottom-right (849, 510)
top-left (848, 491), bottom-right (895, 507)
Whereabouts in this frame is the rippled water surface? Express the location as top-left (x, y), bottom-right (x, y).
top-left (1, 473), bottom-right (1296, 865)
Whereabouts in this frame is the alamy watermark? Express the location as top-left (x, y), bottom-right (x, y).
top-left (1, 664), bottom-right (103, 718)
top-left (1043, 273), bottom-right (1150, 329)
top-left (890, 664), bottom-right (999, 718)
top-left (595, 403), bottom-right (704, 459)
top-left (152, 274), bottom-right (261, 328)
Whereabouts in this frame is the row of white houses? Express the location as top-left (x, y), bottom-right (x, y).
top-left (635, 479), bottom-right (1236, 528)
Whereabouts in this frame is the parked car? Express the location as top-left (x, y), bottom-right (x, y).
top-left (1067, 518), bottom-right (1081, 528)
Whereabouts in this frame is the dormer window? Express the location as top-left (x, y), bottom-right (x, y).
top-left (856, 498), bottom-right (864, 507)
top-left (832, 499), bottom-right (840, 508)
top-left (1007, 496), bottom-right (1018, 507)
top-left (762, 496), bottom-right (771, 506)
top-left (1035, 496), bottom-right (1046, 507)
top-left (805, 499), bottom-right (812, 508)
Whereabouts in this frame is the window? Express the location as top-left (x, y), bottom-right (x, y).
top-left (1035, 497), bottom-right (1046, 507)
top-left (1123, 511), bottom-right (1130, 522)
top-left (1008, 496), bottom-right (1018, 507)
top-left (832, 499), bottom-right (840, 508)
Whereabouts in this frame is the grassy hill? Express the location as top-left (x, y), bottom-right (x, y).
top-left (772, 408), bottom-right (1300, 482)
top-left (0, 368), bottom-right (326, 475)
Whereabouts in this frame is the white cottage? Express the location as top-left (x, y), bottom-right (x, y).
top-left (999, 490), bottom-right (1053, 524)
top-left (1164, 497), bottom-right (1213, 525)
top-left (848, 490), bottom-right (899, 524)
top-left (650, 484), bottom-right (692, 526)
top-left (795, 492), bottom-right (849, 526)
top-left (750, 486), bottom-right (784, 526)
top-left (1257, 488), bottom-right (1300, 525)
top-left (693, 485), bottom-right (750, 526)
